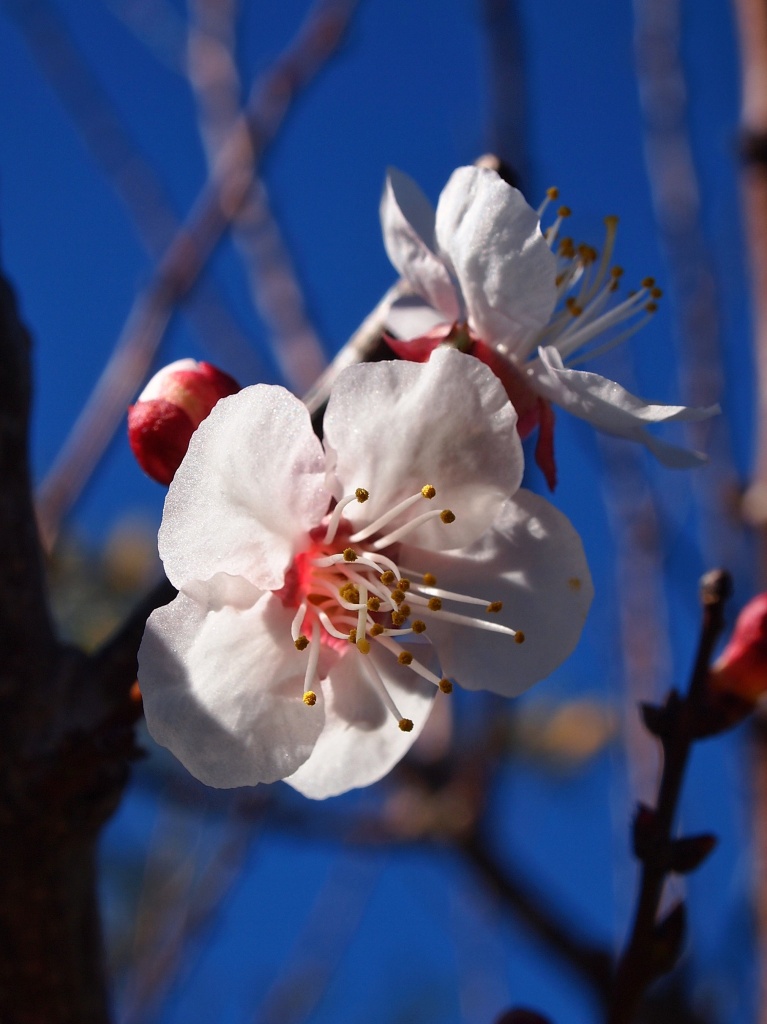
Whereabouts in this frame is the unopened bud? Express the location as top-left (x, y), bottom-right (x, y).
top-left (710, 593), bottom-right (767, 702)
top-left (128, 359), bottom-right (240, 484)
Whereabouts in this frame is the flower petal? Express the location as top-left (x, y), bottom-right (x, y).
top-left (322, 347), bottom-right (523, 550)
top-left (381, 168), bottom-right (461, 322)
top-left (400, 491), bottom-right (593, 696)
top-left (434, 167), bottom-right (557, 353)
top-left (139, 584), bottom-right (327, 788)
top-left (159, 385), bottom-right (331, 590)
top-left (385, 293), bottom-right (450, 340)
top-left (532, 346), bottom-right (718, 467)
top-left (284, 644), bottom-right (435, 799)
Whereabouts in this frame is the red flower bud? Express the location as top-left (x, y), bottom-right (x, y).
top-left (128, 359), bottom-right (240, 485)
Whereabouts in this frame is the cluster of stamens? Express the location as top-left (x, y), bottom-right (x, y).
top-left (287, 485), bottom-right (523, 731)
top-left (524, 187), bottom-right (662, 367)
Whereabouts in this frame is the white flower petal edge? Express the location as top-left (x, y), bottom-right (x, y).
top-left (381, 168), bottom-right (461, 323)
top-left (160, 385), bottom-right (330, 591)
top-left (139, 582), bottom-right (327, 788)
top-left (285, 644), bottom-right (436, 800)
top-left (434, 166), bottom-right (557, 350)
top-left (532, 346), bottom-right (718, 468)
top-left (323, 346), bottom-right (523, 551)
top-left (399, 490), bottom-right (593, 697)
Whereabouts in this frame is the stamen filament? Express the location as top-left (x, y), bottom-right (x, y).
top-left (410, 585), bottom-right (494, 608)
top-left (565, 313), bottom-right (655, 368)
top-left (291, 602), bottom-right (308, 641)
top-left (324, 493), bottom-right (359, 544)
top-left (421, 606), bottom-right (521, 637)
top-left (303, 622), bottom-right (322, 698)
top-left (361, 655), bottom-right (409, 726)
top-left (317, 609), bottom-right (356, 640)
top-left (372, 508), bottom-right (454, 549)
top-left (350, 487), bottom-right (435, 543)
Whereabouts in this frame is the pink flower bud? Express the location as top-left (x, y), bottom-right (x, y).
top-left (128, 359), bottom-right (240, 485)
top-left (710, 593), bottom-right (767, 704)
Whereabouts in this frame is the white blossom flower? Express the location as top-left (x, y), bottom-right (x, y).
top-left (138, 348), bottom-right (592, 799)
top-left (381, 165), bottom-right (718, 488)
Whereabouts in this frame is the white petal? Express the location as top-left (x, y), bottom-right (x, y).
top-left (139, 585), bottom-right (327, 788)
top-left (532, 346), bottom-right (718, 467)
top-left (381, 168), bottom-right (461, 322)
top-left (138, 358), bottom-right (199, 401)
top-left (322, 347), bottom-right (523, 550)
top-left (434, 167), bottom-right (557, 353)
top-left (400, 491), bottom-right (593, 697)
top-left (284, 644), bottom-right (435, 799)
top-left (385, 294), bottom-right (449, 338)
top-left (159, 385), bottom-right (331, 591)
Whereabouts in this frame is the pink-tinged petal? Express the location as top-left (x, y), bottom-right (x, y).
top-left (139, 585), bottom-right (327, 788)
top-left (159, 385), bottom-right (331, 591)
top-left (385, 294), bottom-right (450, 340)
top-left (323, 347), bottom-right (523, 550)
top-left (534, 400), bottom-right (558, 491)
top-left (381, 168), bottom-right (461, 322)
top-left (532, 347), bottom-right (718, 468)
top-left (434, 167), bottom-right (557, 352)
top-left (284, 644), bottom-right (435, 799)
top-left (400, 491), bottom-right (593, 697)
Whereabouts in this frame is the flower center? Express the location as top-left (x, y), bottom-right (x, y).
top-left (277, 485), bottom-right (523, 730)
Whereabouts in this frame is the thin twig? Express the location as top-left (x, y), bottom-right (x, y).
top-left (186, 0), bottom-right (329, 393)
top-left (607, 570), bottom-right (732, 1024)
top-left (35, 0), bottom-right (356, 548)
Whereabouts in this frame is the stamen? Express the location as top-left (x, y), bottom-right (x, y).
top-left (317, 609), bottom-right (354, 640)
top-left (375, 635), bottom-right (452, 693)
top-left (291, 602), bottom-right (308, 641)
top-left (412, 620), bottom-right (427, 633)
top-left (324, 490), bottom-right (369, 543)
top-left (361, 655), bottom-right (411, 728)
top-left (422, 573), bottom-right (437, 586)
top-left (397, 578), bottom-right (411, 591)
top-left (350, 486), bottom-right (438, 543)
top-left (413, 584), bottom-right (497, 609)
top-left (536, 185), bottom-right (559, 218)
top-left (356, 584), bottom-right (368, 642)
top-left (294, 635), bottom-right (309, 651)
top-left (439, 679), bottom-right (453, 693)
top-left (422, 605), bottom-right (522, 638)
top-left (302, 622), bottom-right (321, 702)
top-left (372, 508), bottom-right (456, 549)
top-left (398, 651), bottom-right (414, 666)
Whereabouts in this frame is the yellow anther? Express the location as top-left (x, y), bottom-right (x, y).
top-left (650, 287), bottom-right (663, 299)
top-left (568, 577), bottom-right (582, 590)
top-left (439, 678), bottom-right (453, 694)
top-left (355, 488), bottom-right (369, 502)
top-left (440, 509), bottom-right (456, 524)
top-left (486, 601), bottom-right (503, 613)
top-left (546, 186), bottom-right (559, 200)
top-left (343, 548), bottom-right (358, 562)
top-left (303, 691), bottom-right (317, 706)
top-left (428, 597), bottom-right (442, 612)
top-left (645, 302), bottom-right (658, 313)
top-left (514, 631), bottom-right (526, 645)
top-left (421, 484), bottom-right (437, 499)
top-left (348, 628), bottom-right (357, 644)
top-left (294, 635), bottom-right (309, 651)
top-left (557, 205), bottom-right (571, 218)
top-left (555, 273), bottom-right (565, 287)
top-left (399, 603), bottom-right (411, 618)
top-left (398, 718), bottom-right (414, 732)
top-left (422, 572), bottom-right (437, 586)
top-left (566, 301), bottom-right (583, 316)
top-left (357, 638), bottom-right (371, 655)
top-left (370, 623), bottom-right (384, 637)
top-left (398, 651), bottom-right (414, 666)
top-left (340, 583), bottom-right (359, 603)
top-left (412, 620), bottom-right (427, 634)
top-left (558, 237), bottom-right (575, 257)
top-left (397, 578), bottom-right (411, 592)
top-left (380, 570), bottom-right (396, 586)
top-left (367, 596), bottom-right (381, 612)
top-left (641, 276), bottom-right (655, 288)
top-left (605, 214), bottom-right (619, 227)
top-left (391, 589), bottom-right (406, 606)
top-left (610, 266), bottom-right (624, 278)
top-left (391, 611), bottom-right (406, 627)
